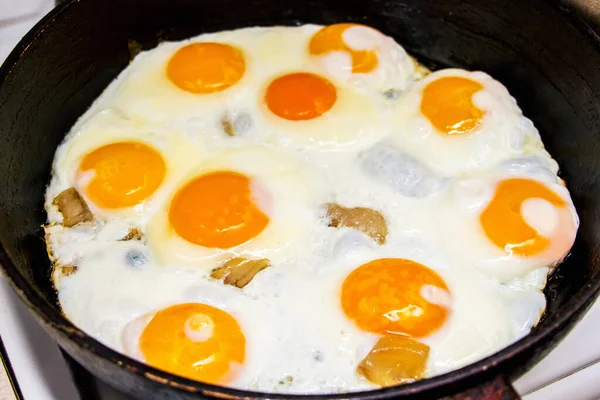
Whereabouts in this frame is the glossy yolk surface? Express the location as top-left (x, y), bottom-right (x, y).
top-left (341, 258), bottom-right (450, 337)
top-left (167, 42), bottom-right (245, 94)
top-left (309, 23), bottom-right (379, 73)
top-left (265, 72), bottom-right (337, 121)
top-left (139, 303), bottom-right (245, 384)
top-left (420, 76), bottom-right (485, 135)
top-left (169, 171), bottom-right (269, 248)
top-left (480, 178), bottom-right (568, 257)
top-left (78, 142), bottom-right (165, 209)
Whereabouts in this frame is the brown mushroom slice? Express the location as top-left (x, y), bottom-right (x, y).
top-left (210, 257), bottom-right (271, 288)
top-left (357, 335), bottom-right (430, 387)
top-left (325, 203), bottom-right (388, 245)
top-left (53, 188), bottom-right (93, 227)
top-left (221, 112), bottom-right (252, 137)
top-left (221, 115), bottom-right (236, 136)
top-left (121, 228), bottom-right (144, 241)
top-left (57, 264), bottom-right (78, 277)
top-left (52, 261), bottom-right (79, 283)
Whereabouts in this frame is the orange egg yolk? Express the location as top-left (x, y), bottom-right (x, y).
top-left (420, 76), bottom-right (485, 135)
top-left (139, 303), bottom-right (245, 384)
top-left (169, 171), bottom-right (269, 249)
top-left (341, 258), bottom-right (450, 337)
top-left (167, 42), bottom-right (245, 94)
top-left (265, 72), bottom-right (337, 121)
top-left (309, 23), bottom-right (379, 73)
top-left (78, 142), bottom-right (165, 209)
top-left (480, 178), bottom-right (568, 257)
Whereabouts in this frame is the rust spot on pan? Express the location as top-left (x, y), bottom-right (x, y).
top-left (144, 372), bottom-right (169, 385)
top-left (201, 390), bottom-right (257, 400)
top-left (168, 381), bottom-right (198, 392)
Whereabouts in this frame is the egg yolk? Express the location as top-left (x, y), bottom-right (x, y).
top-left (420, 76), bottom-right (485, 135)
top-left (341, 258), bottom-right (450, 337)
top-left (167, 42), bottom-right (245, 94)
top-left (78, 142), bottom-right (165, 209)
top-left (265, 72), bottom-right (337, 121)
top-left (480, 178), bottom-right (569, 257)
top-left (309, 23), bottom-right (379, 73)
top-left (139, 303), bottom-right (245, 384)
top-left (169, 171), bottom-right (269, 248)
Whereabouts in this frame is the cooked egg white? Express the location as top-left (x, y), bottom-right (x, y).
top-left (44, 24), bottom-right (577, 395)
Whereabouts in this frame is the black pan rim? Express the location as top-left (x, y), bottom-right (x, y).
top-left (1, 0), bottom-right (600, 398)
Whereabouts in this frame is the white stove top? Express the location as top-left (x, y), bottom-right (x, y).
top-left (0, 2), bottom-right (599, 399)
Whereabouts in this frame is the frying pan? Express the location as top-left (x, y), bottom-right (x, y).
top-left (1, 0), bottom-right (600, 399)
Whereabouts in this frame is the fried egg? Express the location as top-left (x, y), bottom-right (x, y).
top-left (258, 68), bottom-right (392, 150)
top-left (44, 24), bottom-right (578, 395)
top-left (389, 69), bottom-right (542, 175)
top-left (321, 234), bottom-right (546, 379)
top-left (147, 146), bottom-right (321, 269)
top-left (45, 110), bottom-right (204, 223)
top-left (308, 23), bottom-right (423, 91)
top-left (437, 159), bottom-right (578, 282)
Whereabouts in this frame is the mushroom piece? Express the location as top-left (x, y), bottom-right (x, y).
top-left (325, 203), bottom-right (388, 245)
top-left (121, 228), bottom-right (144, 241)
top-left (221, 115), bottom-right (236, 136)
top-left (211, 257), bottom-right (271, 288)
top-left (357, 335), bottom-right (430, 387)
top-left (221, 112), bottom-right (253, 137)
top-left (55, 263), bottom-right (78, 277)
top-left (53, 188), bottom-right (93, 227)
